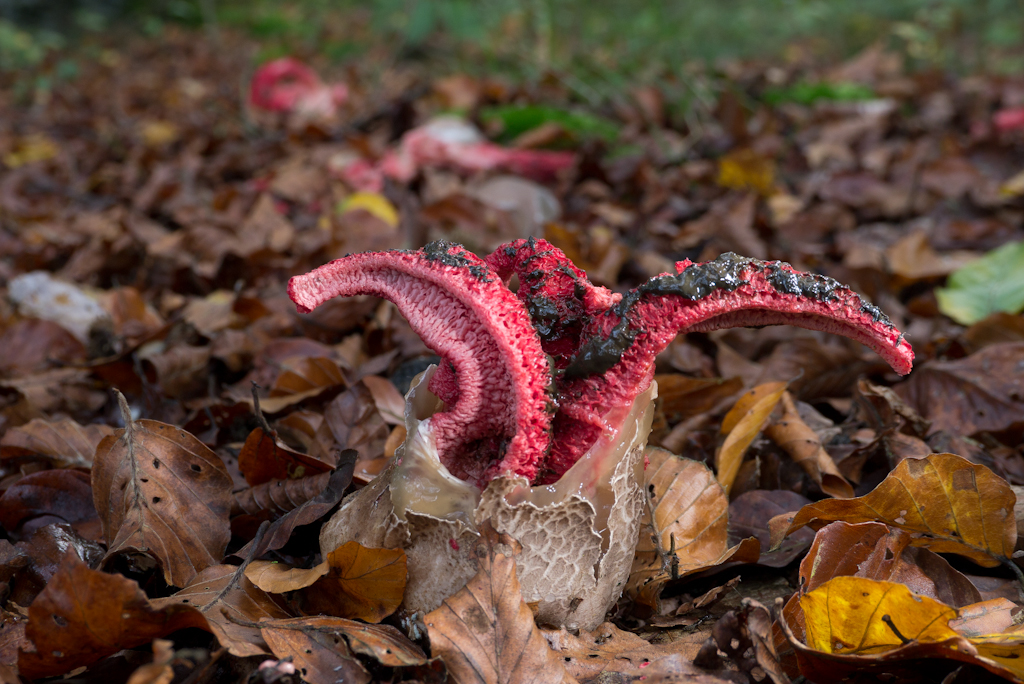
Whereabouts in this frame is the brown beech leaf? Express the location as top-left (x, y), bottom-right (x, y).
top-left (301, 541), bottom-right (407, 623)
top-left (234, 452), bottom-right (356, 559)
top-left (231, 470), bottom-right (333, 517)
top-left (896, 342), bottom-right (1024, 436)
top-left (246, 560), bottom-right (328, 593)
top-left (716, 382), bottom-right (787, 494)
top-left (17, 552), bottom-right (206, 679)
top-left (260, 616), bottom-right (430, 684)
top-left (769, 453), bottom-right (1017, 568)
top-left (655, 374), bottom-right (744, 424)
top-left (950, 598), bottom-right (1019, 637)
top-left (260, 616), bottom-right (428, 668)
top-left (728, 490), bottom-right (815, 568)
top-left (425, 534), bottom-right (574, 684)
top-left (150, 563), bottom-right (291, 656)
top-left (93, 393), bottom-right (233, 587)
top-left (323, 384), bottom-right (391, 484)
top-left (237, 426), bottom-right (335, 486)
top-left (360, 375), bottom-right (406, 425)
top-left (765, 392), bottom-right (854, 498)
top-left (261, 623), bottom-right (371, 684)
top-left (797, 521), bottom-right (981, 609)
top-left (0, 469), bottom-right (99, 540)
top-left (0, 417), bottom-right (114, 468)
top-left (627, 448), bottom-right (760, 612)
top-left (542, 621), bottom-right (706, 681)
top-left (782, 576), bottom-right (1024, 684)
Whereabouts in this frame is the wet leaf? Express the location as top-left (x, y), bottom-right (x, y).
top-left (628, 448), bottom-right (760, 610)
top-left (150, 563), bottom-right (291, 656)
top-left (18, 552), bottom-right (205, 679)
top-left (92, 393), bottom-right (233, 587)
top-left (769, 453), bottom-right (1017, 568)
top-left (936, 241), bottom-right (1024, 325)
top-left (301, 541), bottom-right (407, 623)
top-left (717, 382), bottom-right (787, 494)
top-left (425, 535), bottom-right (574, 684)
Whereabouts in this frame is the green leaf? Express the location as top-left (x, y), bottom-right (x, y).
top-left (936, 241), bottom-right (1024, 325)
top-left (479, 105), bottom-right (618, 144)
top-left (763, 81), bottom-right (875, 106)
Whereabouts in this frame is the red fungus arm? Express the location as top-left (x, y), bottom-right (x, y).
top-left (541, 254), bottom-right (914, 482)
top-left (485, 238), bottom-right (620, 365)
top-left (288, 241), bottom-right (552, 486)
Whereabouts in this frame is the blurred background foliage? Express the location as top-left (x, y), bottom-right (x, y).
top-left (1, 0), bottom-right (1023, 94)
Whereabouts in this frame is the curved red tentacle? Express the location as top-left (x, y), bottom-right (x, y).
top-left (540, 253), bottom-right (914, 482)
top-left (288, 241), bottom-right (552, 486)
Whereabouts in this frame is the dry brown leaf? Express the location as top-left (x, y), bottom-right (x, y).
top-left (627, 448), bottom-right (760, 611)
top-left (769, 453), bottom-right (1018, 568)
top-left (261, 624), bottom-right (371, 684)
top-left (717, 382), bottom-right (787, 494)
top-left (949, 598), bottom-right (1019, 637)
top-left (246, 560), bottom-right (328, 593)
top-left (0, 417), bottom-right (114, 468)
top-left (150, 563), bottom-right (291, 656)
top-left (542, 622), bottom-right (705, 681)
top-left (231, 470), bottom-right (333, 517)
top-left (425, 534), bottom-right (575, 684)
top-left (765, 392), bottom-right (854, 498)
top-left (655, 374), bottom-right (744, 424)
top-left (360, 375), bottom-right (406, 425)
top-left (18, 552), bottom-right (206, 679)
top-left (92, 393), bottom-right (233, 587)
top-left (895, 342), bottom-right (1024, 436)
top-left (301, 541), bottom-right (407, 623)
top-left (265, 616), bottom-right (427, 666)
top-left (728, 490), bottom-right (815, 568)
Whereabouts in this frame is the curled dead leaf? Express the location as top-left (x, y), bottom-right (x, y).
top-left (765, 392), bottom-right (854, 498)
top-left (717, 382), bottom-right (787, 494)
top-left (768, 453), bottom-right (1017, 568)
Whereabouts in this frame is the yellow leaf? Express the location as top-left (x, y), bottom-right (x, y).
top-left (3, 133), bottom-right (58, 168)
top-left (339, 192), bottom-right (399, 228)
top-left (769, 452), bottom-right (1018, 567)
top-left (801, 576), bottom-right (958, 655)
top-left (1000, 170), bottom-right (1024, 198)
top-left (140, 120), bottom-right (180, 148)
top-left (716, 149), bottom-right (776, 196)
top-left (716, 381), bottom-right (787, 494)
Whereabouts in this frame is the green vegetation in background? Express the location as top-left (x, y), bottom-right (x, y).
top-left (936, 242), bottom-right (1024, 326)
top-left (2, 0), bottom-right (1022, 96)
top-left (480, 105), bottom-right (619, 143)
top-left (762, 81), bottom-right (876, 106)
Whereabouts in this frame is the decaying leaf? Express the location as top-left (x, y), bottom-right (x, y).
top-left (93, 392), bottom-right (233, 587)
top-left (627, 448), bottom-right (760, 611)
top-left (765, 392), bottom-right (854, 498)
top-left (717, 382), bottom-right (787, 494)
top-left (261, 624), bottom-right (371, 684)
top-left (768, 452), bottom-right (1017, 568)
top-left (425, 533), bottom-right (574, 684)
top-left (728, 490), bottom-right (815, 568)
top-left (150, 563), bottom-right (291, 656)
top-left (18, 552), bottom-right (205, 679)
